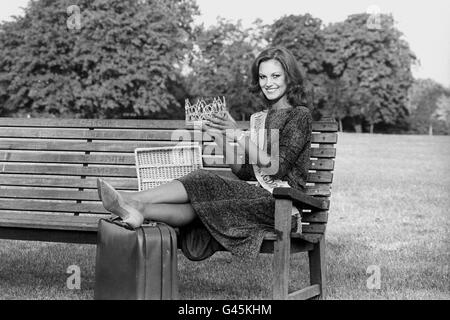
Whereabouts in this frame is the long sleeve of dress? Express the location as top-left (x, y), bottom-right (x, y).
top-left (269, 107), bottom-right (312, 181)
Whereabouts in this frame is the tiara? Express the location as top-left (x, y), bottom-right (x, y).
top-left (185, 96), bottom-right (227, 126)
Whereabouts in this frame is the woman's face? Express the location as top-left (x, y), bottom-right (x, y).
top-left (258, 59), bottom-right (288, 101)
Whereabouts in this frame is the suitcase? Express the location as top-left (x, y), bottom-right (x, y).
top-left (94, 218), bottom-right (178, 300)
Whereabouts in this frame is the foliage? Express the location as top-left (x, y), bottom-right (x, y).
top-left (268, 14), bottom-right (327, 119)
top-left (1, 2), bottom-right (445, 135)
top-left (184, 18), bottom-right (268, 120)
top-left (268, 13), bottom-right (416, 131)
top-left (0, 0), bottom-right (199, 118)
top-left (322, 13), bottom-right (416, 132)
top-left (434, 95), bottom-right (450, 127)
top-left (407, 78), bottom-right (450, 135)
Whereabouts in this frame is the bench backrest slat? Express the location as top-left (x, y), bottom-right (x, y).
top-left (0, 189), bottom-right (102, 201)
top-left (0, 176), bottom-right (138, 190)
top-left (1, 164), bottom-right (335, 183)
top-left (0, 128), bottom-right (337, 143)
top-left (0, 118), bottom-right (338, 131)
top-left (0, 151), bottom-right (334, 170)
top-left (0, 140), bottom-right (336, 158)
top-left (0, 199), bottom-right (107, 214)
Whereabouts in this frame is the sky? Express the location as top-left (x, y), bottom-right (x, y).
top-left (1, 0), bottom-right (449, 88)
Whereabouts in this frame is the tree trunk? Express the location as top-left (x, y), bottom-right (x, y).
top-left (338, 118), bottom-right (343, 132)
top-left (429, 124), bottom-right (433, 136)
top-left (369, 123), bottom-right (374, 134)
top-left (241, 113), bottom-right (246, 121)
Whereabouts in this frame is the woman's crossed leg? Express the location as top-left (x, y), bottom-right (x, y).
top-left (97, 178), bottom-right (196, 228)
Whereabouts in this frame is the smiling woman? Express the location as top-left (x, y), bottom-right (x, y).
top-left (250, 46), bottom-right (308, 110)
top-left (258, 60), bottom-right (288, 105)
top-left (96, 46), bottom-right (314, 261)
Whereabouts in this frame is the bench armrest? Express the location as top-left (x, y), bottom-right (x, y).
top-left (272, 187), bottom-right (329, 211)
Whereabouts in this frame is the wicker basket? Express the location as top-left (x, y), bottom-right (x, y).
top-left (134, 144), bottom-right (203, 191)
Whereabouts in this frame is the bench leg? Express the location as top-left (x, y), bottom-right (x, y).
top-left (272, 236), bottom-right (290, 299)
top-left (308, 236), bottom-right (326, 299)
top-left (272, 199), bottom-right (292, 300)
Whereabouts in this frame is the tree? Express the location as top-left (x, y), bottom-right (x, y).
top-left (408, 79), bottom-right (450, 135)
top-left (184, 18), bottom-right (268, 120)
top-left (0, 0), bottom-right (198, 118)
top-left (322, 78), bottom-right (352, 131)
top-left (268, 14), bottom-right (327, 119)
top-left (434, 95), bottom-right (450, 128)
top-left (264, 12), bottom-right (416, 131)
top-left (322, 13), bottom-right (416, 133)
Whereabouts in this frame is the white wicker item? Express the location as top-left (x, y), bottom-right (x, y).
top-left (135, 144), bottom-right (203, 191)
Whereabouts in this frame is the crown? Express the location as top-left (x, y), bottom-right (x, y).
top-left (185, 96), bottom-right (227, 126)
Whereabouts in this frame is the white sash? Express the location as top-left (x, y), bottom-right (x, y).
top-left (249, 110), bottom-right (299, 216)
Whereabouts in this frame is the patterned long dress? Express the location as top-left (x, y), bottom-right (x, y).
top-left (176, 106), bottom-right (312, 260)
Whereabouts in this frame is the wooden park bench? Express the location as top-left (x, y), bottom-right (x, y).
top-left (0, 117), bottom-right (337, 299)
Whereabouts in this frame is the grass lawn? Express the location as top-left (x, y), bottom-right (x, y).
top-left (0, 133), bottom-right (448, 299)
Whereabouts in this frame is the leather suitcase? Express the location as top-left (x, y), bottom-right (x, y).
top-left (94, 218), bottom-right (178, 300)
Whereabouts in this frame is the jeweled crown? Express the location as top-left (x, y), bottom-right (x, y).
top-left (185, 96), bottom-right (227, 125)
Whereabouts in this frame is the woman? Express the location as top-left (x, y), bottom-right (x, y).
top-left (97, 46), bottom-right (312, 259)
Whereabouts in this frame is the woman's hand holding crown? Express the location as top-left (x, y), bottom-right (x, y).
top-left (204, 112), bottom-right (243, 141)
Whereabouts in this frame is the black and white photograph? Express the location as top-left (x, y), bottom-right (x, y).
top-left (0, 0), bottom-right (448, 303)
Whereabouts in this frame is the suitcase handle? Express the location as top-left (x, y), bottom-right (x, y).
top-left (105, 216), bottom-right (158, 229)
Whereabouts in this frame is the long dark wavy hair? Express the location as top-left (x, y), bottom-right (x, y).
top-left (250, 46), bottom-right (311, 110)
